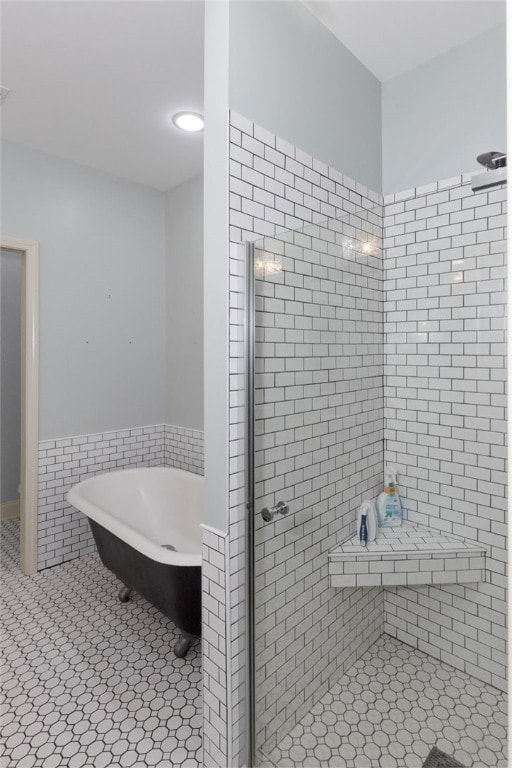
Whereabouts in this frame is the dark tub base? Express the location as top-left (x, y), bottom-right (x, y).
top-left (88, 519), bottom-right (201, 657)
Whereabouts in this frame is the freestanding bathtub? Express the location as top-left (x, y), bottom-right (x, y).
top-left (67, 467), bottom-right (203, 657)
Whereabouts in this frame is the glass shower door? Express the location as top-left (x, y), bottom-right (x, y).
top-left (247, 206), bottom-right (384, 765)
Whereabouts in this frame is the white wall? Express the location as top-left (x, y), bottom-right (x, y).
top-left (229, 0), bottom-right (382, 193)
top-left (382, 24), bottom-right (507, 194)
top-left (2, 140), bottom-right (167, 440)
top-left (202, 1), bottom-right (231, 537)
top-left (1, 249), bottom-right (22, 502)
top-left (166, 174), bottom-right (204, 430)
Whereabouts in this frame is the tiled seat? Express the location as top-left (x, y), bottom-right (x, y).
top-left (329, 521), bottom-right (486, 588)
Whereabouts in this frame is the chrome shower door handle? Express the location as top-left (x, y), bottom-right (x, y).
top-left (260, 501), bottom-right (290, 523)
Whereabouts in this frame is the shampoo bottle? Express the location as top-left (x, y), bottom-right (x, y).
top-left (376, 466), bottom-right (403, 527)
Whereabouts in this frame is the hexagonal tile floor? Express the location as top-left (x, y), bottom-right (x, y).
top-left (1, 520), bottom-right (202, 767)
top-left (268, 634), bottom-right (507, 768)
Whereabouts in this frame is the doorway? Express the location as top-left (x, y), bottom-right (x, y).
top-left (0, 237), bottom-right (38, 575)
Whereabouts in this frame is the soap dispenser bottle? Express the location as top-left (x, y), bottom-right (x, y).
top-left (376, 466), bottom-right (403, 527)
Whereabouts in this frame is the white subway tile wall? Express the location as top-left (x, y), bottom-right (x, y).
top-left (226, 111), bottom-right (386, 761)
top-left (383, 177), bottom-right (507, 691)
top-left (164, 424), bottom-right (204, 475)
top-left (38, 424), bottom-right (204, 570)
top-left (202, 526), bottom-right (229, 768)
top-left (227, 239), bottom-right (248, 767)
top-left (251, 217), bottom-right (385, 755)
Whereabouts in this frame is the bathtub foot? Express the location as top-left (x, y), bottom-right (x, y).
top-left (174, 633), bottom-right (193, 658)
top-left (118, 584), bottom-right (133, 603)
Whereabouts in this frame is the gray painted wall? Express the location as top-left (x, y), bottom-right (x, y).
top-left (1, 249), bottom-right (21, 502)
top-left (166, 174), bottom-right (204, 430)
top-left (2, 140), bottom-right (167, 440)
top-left (203, 0), bottom-right (231, 533)
top-left (229, 0), bottom-right (382, 193)
top-left (382, 24), bottom-right (507, 194)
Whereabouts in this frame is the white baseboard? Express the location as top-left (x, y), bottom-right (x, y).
top-left (1, 499), bottom-right (20, 521)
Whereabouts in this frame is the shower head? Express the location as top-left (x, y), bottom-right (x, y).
top-left (472, 151), bottom-right (507, 191)
top-left (477, 151), bottom-right (506, 170)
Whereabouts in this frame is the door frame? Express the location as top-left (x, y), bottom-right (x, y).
top-left (1, 236), bottom-right (39, 575)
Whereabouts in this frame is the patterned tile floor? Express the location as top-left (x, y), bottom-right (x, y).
top-left (0, 520), bottom-right (202, 767)
top-left (2, 519), bottom-right (508, 768)
top-left (268, 635), bottom-right (507, 768)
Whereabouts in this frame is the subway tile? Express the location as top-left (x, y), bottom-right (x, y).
top-left (383, 172), bottom-right (506, 693)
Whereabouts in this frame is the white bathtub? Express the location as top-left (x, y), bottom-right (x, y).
top-left (67, 466), bottom-right (203, 566)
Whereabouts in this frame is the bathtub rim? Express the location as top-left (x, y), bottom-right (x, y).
top-left (66, 466), bottom-right (202, 567)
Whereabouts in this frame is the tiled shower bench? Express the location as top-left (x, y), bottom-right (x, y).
top-left (328, 521), bottom-right (486, 588)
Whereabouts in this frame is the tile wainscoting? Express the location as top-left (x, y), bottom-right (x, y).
top-left (164, 424), bottom-right (204, 475)
top-left (37, 424), bottom-right (204, 570)
top-left (201, 526), bottom-right (230, 767)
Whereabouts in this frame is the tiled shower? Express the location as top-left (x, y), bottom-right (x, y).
top-left (201, 111), bottom-right (508, 768)
top-left (383, 179), bottom-right (507, 691)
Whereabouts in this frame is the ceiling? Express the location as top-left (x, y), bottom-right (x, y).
top-left (1, 1), bottom-right (204, 191)
top-left (304, 0), bottom-right (506, 82)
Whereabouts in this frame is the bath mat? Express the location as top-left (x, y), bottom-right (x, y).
top-left (423, 747), bottom-right (465, 768)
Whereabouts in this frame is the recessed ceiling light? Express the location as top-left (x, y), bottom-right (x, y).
top-left (172, 112), bottom-right (204, 133)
